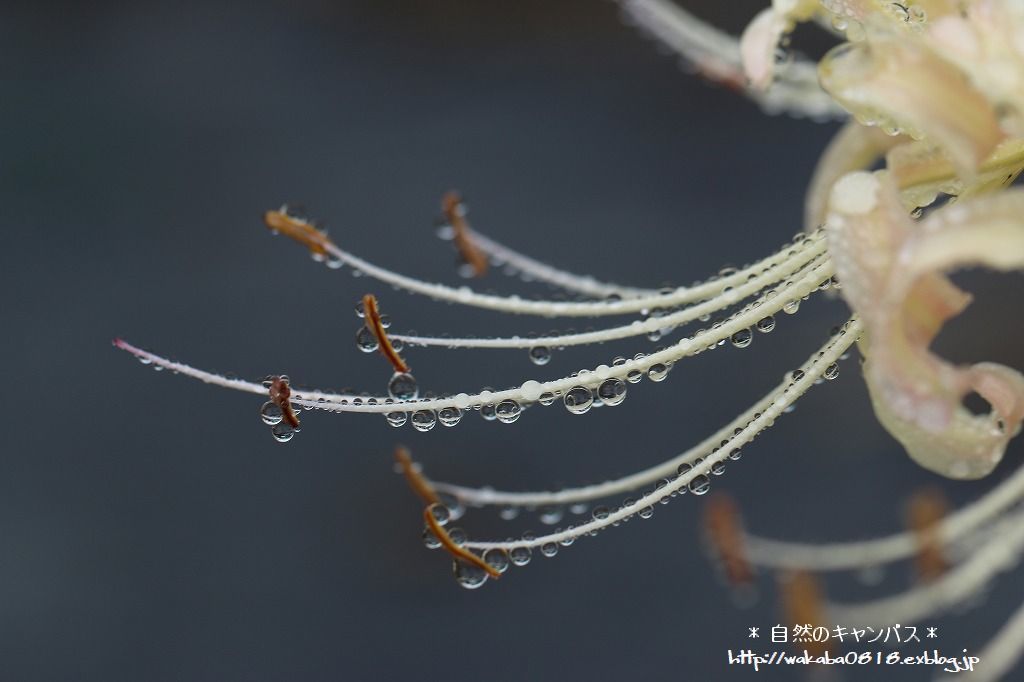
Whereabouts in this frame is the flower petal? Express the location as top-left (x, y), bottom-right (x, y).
top-left (827, 171), bottom-right (1024, 478)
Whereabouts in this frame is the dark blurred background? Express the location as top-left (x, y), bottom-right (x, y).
top-left (3, 1), bottom-right (1023, 680)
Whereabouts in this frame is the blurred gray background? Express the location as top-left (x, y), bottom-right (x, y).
top-left (3, 1), bottom-right (1023, 680)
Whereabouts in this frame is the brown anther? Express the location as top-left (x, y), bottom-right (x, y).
top-left (702, 493), bottom-right (754, 586)
top-left (906, 488), bottom-right (948, 582)
top-left (423, 503), bottom-right (501, 580)
top-left (441, 191), bottom-right (488, 277)
top-left (264, 207), bottom-right (335, 257)
top-left (779, 571), bottom-right (827, 655)
top-left (268, 375), bottom-right (300, 428)
top-left (394, 446), bottom-right (440, 507)
top-left (362, 294), bottom-right (410, 374)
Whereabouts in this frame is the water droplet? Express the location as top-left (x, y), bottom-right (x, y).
top-left (528, 346), bottom-right (551, 365)
top-left (823, 362), bottom-right (840, 380)
top-left (438, 406), bottom-right (462, 427)
top-left (564, 387), bottom-right (593, 414)
top-left (592, 506), bottom-right (610, 521)
top-left (783, 299), bottom-right (800, 315)
top-left (385, 411), bottom-right (407, 428)
top-left (639, 506), bottom-right (654, 519)
top-left (422, 527), bottom-right (441, 549)
top-left (355, 326), bottom-right (378, 352)
top-left (495, 400), bottom-right (522, 424)
top-left (378, 314), bottom-right (392, 329)
top-left (597, 378), bottom-right (627, 406)
top-left (790, 369), bottom-right (805, 383)
top-left (538, 392), bottom-right (556, 406)
top-left (499, 506), bottom-right (520, 521)
top-left (391, 337), bottom-right (404, 352)
top-left (626, 368), bottom-right (643, 384)
top-left (710, 460), bottom-right (726, 476)
top-left (730, 328), bottom-right (752, 348)
top-left (387, 372), bottom-right (418, 400)
top-left (447, 527), bottom-right (467, 546)
top-left (411, 409), bottom-right (437, 432)
top-left (480, 404), bottom-right (497, 421)
top-left (483, 549), bottom-right (510, 574)
top-left (509, 546), bottom-right (532, 566)
top-left (569, 502), bottom-right (589, 515)
top-left (271, 422), bottom-right (297, 443)
top-left (354, 300), bottom-right (365, 318)
top-left (430, 505), bottom-right (451, 526)
top-left (539, 506), bottom-right (563, 525)
top-left (647, 363), bottom-right (669, 382)
top-left (453, 560), bottom-right (488, 589)
top-left (540, 542), bottom-right (558, 557)
top-left (756, 316), bottom-right (776, 333)
top-left (438, 494), bottom-right (465, 521)
top-left (260, 401), bottom-right (283, 425)
top-left (689, 474), bottom-right (711, 495)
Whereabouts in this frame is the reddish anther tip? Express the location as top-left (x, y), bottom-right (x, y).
top-left (441, 191), bottom-right (488, 277)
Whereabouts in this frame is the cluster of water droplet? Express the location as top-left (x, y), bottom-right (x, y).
top-left (258, 375), bottom-right (301, 443)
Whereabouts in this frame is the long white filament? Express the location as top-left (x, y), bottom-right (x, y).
top-left (743, 463), bottom-right (1024, 571)
top-left (618, 0), bottom-right (844, 120)
top-left (827, 508), bottom-right (1024, 628)
top-left (462, 318), bottom-right (860, 551)
top-left (117, 259), bottom-right (835, 415)
top-left (295, 225), bottom-right (824, 317)
top-left (391, 243), bottom-right (829, 350)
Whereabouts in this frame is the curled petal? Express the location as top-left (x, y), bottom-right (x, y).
top-left (819, 38), bottom-right (1004, 174)
top-left (827, 171), bottom-right (1024, 478)
top-left (739, 0), bottom-right (818, 90)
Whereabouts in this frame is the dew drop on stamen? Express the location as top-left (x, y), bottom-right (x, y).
top-left (260, 401), bottom-right (283, 425)
top-left (483, 548), bottom-right (510, 574)
top-left (355, 326), bottom-right (378, 352)
top-left (271, 422), bottom-right (297, 443)
top-left (592, 506), bottom-right (610, 521)
top-left (626, 368), bottom-right (643, 384)
top-left (385, 411), bottom-right (407, 428)
top-left (446, 527), bottom-right (467, 546)
top-left (437, 493), bottom-right (465, 521)
top-left (438, 406), bottom-right (462, 427)
top-left (730, 328), bottom-right (753, 348)
top-left (354, 300), bottom-right (365, 318)
top-left (647, 363), bottom-right (669, 382)
top-left (597, 378), bottom-right (627, 406)
top-left (480, 404), bottom-right (497, 421)
top-left (387, 372), bottom-right (418, 400)
top-left (453, 560), bottom-right (488, 590)
top-left (378, 314), bottom-right (392, 329)
top-left (495, 400), bottom-right (522, 424)
top-left (540, 542), bottom-right (559, 558)
top-left (538, 392), bottom-right (556, 406)
top-left (823, 363), bottom-right (840, 380)
top-left (424, 506), bottom-right (448, 528)
top-left (411, 409), bottom-right (437, 432)
top-left (639, 506), bottom-right (654, 519)
top-left (422, 528), bottom-right (441, 549)
top-left (539, 506), bottom-right (563, 525)
top-left (564, 387), bottom-right (594, 414)
top-left (509, 546), bottom-right (532, 566)
top-left (783, 299), bottom-right (800, 315)
top-left (689, 474), bottom-right (711, 495)
top-left (528, 346), bottom-right (551, 365)
top-left (756, 316), bottom-right (776, 333)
